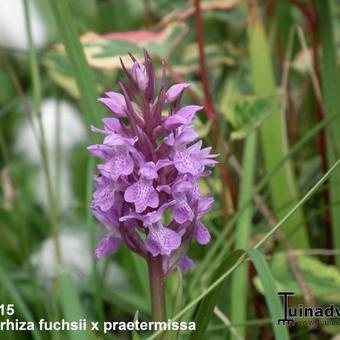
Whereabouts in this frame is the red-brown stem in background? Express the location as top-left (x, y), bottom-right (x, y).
top-left (193, 0), bottom-right (238, 210)
top-left (193, 0), bottom-right (216, 121)
top-left (290, 0), bottom-right (333, 257)
top-left (309, 0), bottom-right (332, 258)
top-left (143, 0), bottom-right (155, 26)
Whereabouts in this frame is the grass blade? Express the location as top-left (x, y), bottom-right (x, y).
top-left (130, 252), bottom-right (150, 300)
top-left (58, 270), bottom-right (91, 340)
top-left (147, 158), bottom-right (340, 340)
top-left (165, 270), bottom-right (183, 340)
top-left (191, 111), bottom-right (340, 290)
top-left (49, 0), bottom-right (100, 127)
top-left (132, 311), bottom-right (142, 340)
top-left (188, 250), bottom-right (245, 340)
top-left (248, 249), bottom-right (289, 340)
top-left (230, 132), bottom-right (257, 338)
top-left (0, 265), bottom-right (43, 340)
top-left (316, 0), bottom-right (340, 266)
top-left (248, 0), bottom-right (309, 248)
top-left (49, 0), bottom-right (104, 324)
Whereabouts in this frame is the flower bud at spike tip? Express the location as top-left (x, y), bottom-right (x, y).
top-left (131, 62), bottom-right (149, 91)
top-left (89, 51), bottom-right (217, 275)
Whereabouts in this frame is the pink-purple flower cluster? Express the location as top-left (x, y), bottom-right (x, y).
top-left (88, 51), bottom-right (217, 275)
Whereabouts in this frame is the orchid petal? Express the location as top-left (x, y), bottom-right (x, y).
top-left (165, 83), bottom-right (190, 103)
top-left (146, 224), bottom-right (181, 256)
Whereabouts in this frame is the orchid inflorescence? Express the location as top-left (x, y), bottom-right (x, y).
top-left (88, 50), bottom-right (217, 276)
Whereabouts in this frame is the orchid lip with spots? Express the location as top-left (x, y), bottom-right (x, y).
top-left (88, 50), bottom-right (217, 280)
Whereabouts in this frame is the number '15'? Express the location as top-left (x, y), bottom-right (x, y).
top-left (0, 304), bottom-right (14, 315)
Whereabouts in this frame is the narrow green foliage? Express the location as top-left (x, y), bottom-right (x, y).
top-left (49, 0), bottom-right (104, 323)
top-left (230, 132), bottom-right (257, 338)
top-left (316, 0), bottom-right (340, 266)
top-left (24, 0), bottom-right (61, 262)
top-left (165, 270), bottom-right (183, 340)
top-left (132, 311), bottom-right (142, 340)
top-left (249, 249), bottom-right (289, 340)
top-left (188, 250), bottom-right (245, 340)
top-left (49, 0), bottom-right (100, 128)
top-left (226, 94), bottom-right (280, 140)
top-left (254, 253), bottom-right (340, 302)
top-left (130, 252), bottom-right (150, 300)
top-left (147, 158), bottom-right (340, 340)
top-left (23, 0), bottom-right (41, 111)
top-left (0, 265), bottom-right (43, 340)
top-left (58, 270), bottom-right (91, 340)
top-left (191, 112), bottom-right (339, 293)
top-left (248, 2), bottom-right (309, 248)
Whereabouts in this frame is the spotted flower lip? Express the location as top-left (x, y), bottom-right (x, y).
top-left (146, 224), bottom-right (181, 256)
top-left (88, 50), bottom-right (217, 275)
top-left (139, 162), bottom-right (158, 180)
top-left (174, 141), bottom-right (218, 176)
top-left (124, 177), bottom-right (159, 213)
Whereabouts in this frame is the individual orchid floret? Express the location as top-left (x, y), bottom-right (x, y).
top-left (139, 162), bottom-right (158, 180)
top-left (97, 92), bottom-right (127, 118)
top-left (131, 62), bottom-right (149, 91)
top-left (124, 177), bottom-right (159, 213)
top-left (95, 232), bottom-right (121, 258)
top-left (163, 105), bottom-right (203, 130)
top-left (146, 224), bottom-right (181, 257)
top-left (88, 50), bottom-right (217, 276)
top-left (174, 140), bottom-right (218, 176)
top-left (164, 125), bottom-right (199, 147)
top-left (165, 83), bottom-right (190, 103)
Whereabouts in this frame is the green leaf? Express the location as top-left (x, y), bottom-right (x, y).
top-left (316, 0), bottom-right (340, 267)
top-left (58, 270), bottom-right (91, 340)
top-left (0, 265), bottom-right (43, 340)
top-left (148, 157), bottom-right (340, 340)
top-left (101, 288), bottom-right (150, 316)
top-left (254, 253), bottom-right (340, 303)
top-left (191, 112), bottom-right (340, 292)
top-left (129, 252), bottom-right (150, 302)
top-left (172, 270), bottom-right (183, 319)
top-left (49, 0), bottom-right (100, 127)
top-left (58, 22), bottom-right (188, 71)
top-left (249, 249), bottom-right (289, 340)
top-left (42, 52), bottom-right (80, 98)
top-left (230, 131), bottom-right (257, 338)
top-left (165, 270), bottom-right (183, 340)
top-left (248, 2), bottom-right (309, 248)
top-left (49, 0), bottom-right (104, 324)
top-left (132, 311), bottom-right (141, 340)
top-left (188, 250), bottom-right (245, 340)
top-left (172, 42), bottom-right (236, 76)
top-left (226, 94), bottom-right (281, 140)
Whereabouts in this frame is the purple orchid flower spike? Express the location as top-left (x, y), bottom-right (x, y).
top-left (88, 50), bottom-right (217, 322)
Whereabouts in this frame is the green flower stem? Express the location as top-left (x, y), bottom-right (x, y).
top-left (148, 255), bottom-right (166, 323)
